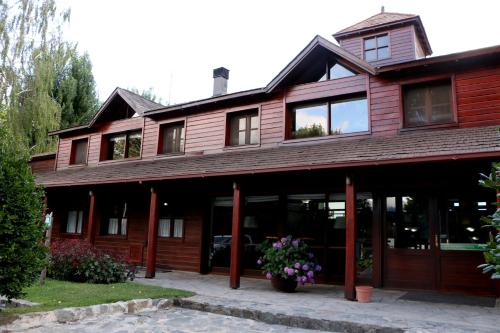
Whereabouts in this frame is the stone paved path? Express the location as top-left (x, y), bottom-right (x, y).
top-left (11, 308), bottom-right (327, 333)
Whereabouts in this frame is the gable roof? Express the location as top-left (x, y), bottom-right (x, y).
top-left (264, 35), bottom-right (376, 93)
top-left (88, 87), bottom-right (164, 127)
top-left (35, 125), bottom-right (500, 188)
top-left (333, 12), bottom-right (432, 56)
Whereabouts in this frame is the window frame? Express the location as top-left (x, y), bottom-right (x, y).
top-left (286, 94), bottom-right (370, 141)
top-left (69, 137), bottom-right (89, 166)
top-left (224, 106), bottom-right (261, 148)
top-left (318, 60), bottom-right (357, 82)
top-left (64, 209), bottom-right (84, 235)
top-left (158, 120), bottom-right (186, 156)
top-left (157, 217), bottom-right (185, 240)
top-left (362, 33), bottom-right (391, 61)
top-left (100, 201), bottom-right (128, 237)
top-left (100, 129), bottom-right (143, 161)
top-left (399, 75), bottom-right (457, 131)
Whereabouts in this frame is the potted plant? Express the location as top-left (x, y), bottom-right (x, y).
top-left (257, 236), bottom-right (321, 292)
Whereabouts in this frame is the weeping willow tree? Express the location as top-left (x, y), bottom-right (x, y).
top-left (0, 0), bottom-right (72, 153)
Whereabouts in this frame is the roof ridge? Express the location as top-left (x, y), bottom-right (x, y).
top-left (333, 11), bottom-right (418, 36)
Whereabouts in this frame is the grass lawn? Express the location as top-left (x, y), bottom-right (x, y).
top-left (1, 279), bottom-right (193, 316)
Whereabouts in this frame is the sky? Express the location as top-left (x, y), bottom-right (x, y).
top-left (57, 0), bottom-right (500, 105)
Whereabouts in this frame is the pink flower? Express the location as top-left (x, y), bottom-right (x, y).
top-left (302, 264), bottom-right (309, 271)
top-left (257, 259), bottom-right (262, 265)
top-left (307, 271), bottom-right (314, 278)
top-left (281, 237), bottom-right (288, 244)
top-left (292, 240), bottom-right (299, 248)
top-left (315, 264), bottom-right (322, 272)
top-left (294, 262), bottom-right (301, 269)
top-left (266, 272), bottom-right (272, 279)
top-left (287, 268), bottom-right (295, 276)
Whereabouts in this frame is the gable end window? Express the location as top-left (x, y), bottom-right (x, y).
top-left (364, 34), bottom-right (389, 61)
top-left (318, 62), bottom-right (356, 81)
top-left (227, 110), bottom-right (259, 146)
top-left (290, 96), bottom-right (368, 139)
top-left (159, 121), bottom-right (185, 154)
top-left (403, 80), bottom-right (453, 127)
top-left (102, 130), bottom-right (142, 161)
top-left (70, 138), bottom-right (88, 165)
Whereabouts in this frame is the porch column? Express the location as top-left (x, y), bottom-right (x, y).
top-left (230, 181), bottom-right (243, 289)
top-left (146, 187), bottom-right (159, 278)
top-left (345, 175), bottom-right (357, 300)
top-left (86, 191), bottom-right (97, 244)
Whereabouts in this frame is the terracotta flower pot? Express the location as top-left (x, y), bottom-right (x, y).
top-left (271, 276), bottom-right (298, 293)
top-left (355, 285), bottom-right (373, 303)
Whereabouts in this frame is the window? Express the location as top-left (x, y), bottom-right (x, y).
top-left (290, 96), bottom-right (368, 139)
top-left (227, 110), bottom-right (259, 146)
top-left (159, 122), bottom-right (185, 154)
top-left (318, 62), bottom-right (356, 81)
top-left (70, 139), bottom-right (88, 165)
top-left (102, 202), bottom-right (127, 236)
top-left (403, 80), bottom-right (453, 127)
top-left (158, 217), bottom-right (184, 238)
top-left (364, 34), bottom-right (389, 61)
top-left (104, 130), bottom-right (142, 160)
top-left (66, 210), bottom-right (83, 234)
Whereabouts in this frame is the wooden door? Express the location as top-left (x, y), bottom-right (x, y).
top-left (382, 195), bottom-right (438, 290)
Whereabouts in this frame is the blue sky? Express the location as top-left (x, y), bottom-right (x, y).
top-left (58, 0), bottom-right (500, 105)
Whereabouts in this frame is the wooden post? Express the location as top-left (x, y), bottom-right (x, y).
top-left (146, 187), bottom-right (159, 278)
top-left (86, 191), bottom-right (96, 244)
top-left (230, 181), bottom-right (243, 289)
top-left (39, 196), bottom-right (51, 286)
top-left (345, 175), bottom-right (357, 300)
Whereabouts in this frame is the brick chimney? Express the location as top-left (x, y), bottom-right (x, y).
top-left (213, 67), bottom-right (229, 96)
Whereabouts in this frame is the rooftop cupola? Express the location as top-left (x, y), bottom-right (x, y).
top-left (333, 9), bottom-right (432, 67)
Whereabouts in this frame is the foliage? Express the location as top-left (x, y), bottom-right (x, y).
top-left (54, 51), bottom-right (99, 128)
top-left (0, 279), bottom-right (194, 316)
top-left (129, 87), bottom-right (163, 104)
top-left (0, 113), bottom-right (47, 300)
top-left (294, 124), bottom-right (325, 139)
top-left (49, 239), bottom-right (129, 284)
top-left (478, 162), bottom-right (500, 279)
top-left (0, 0), bottom-right (75, 153)
top-left (257, 236), bottom-right (321, 284)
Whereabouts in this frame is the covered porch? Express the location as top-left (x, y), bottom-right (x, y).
top-left (44, 159), bottom-right (499, 299)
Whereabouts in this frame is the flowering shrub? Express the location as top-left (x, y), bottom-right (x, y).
top-left (49, 239), bottom-right (129, 283)
top-left (257, 236), bottom-right (321, 285)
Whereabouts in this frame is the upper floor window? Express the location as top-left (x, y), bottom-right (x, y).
top-left (103, 130), bottom-right (142, 161)
top-left (70, 138), bottom-right (88, 165)
top-left (364, 34), bottom-right (389, 61)
top-left (159, 121), bottom-right (185, 154)
top-left (403, 80), bottom-right (453, 127)
top-left (227, 110), bottom-right (259, 146)
top-left (290, 96), bottom-right (368, 139)
top-left (318, 62), bottom-right (356, 81)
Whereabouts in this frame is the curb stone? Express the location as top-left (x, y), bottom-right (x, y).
top-left (0, 298), bottom-right (174, 331)
top-left (173, 298), bottom-right (403, 333)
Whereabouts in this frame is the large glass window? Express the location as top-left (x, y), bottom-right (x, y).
top-left (210, 197), bottom-right (233, 268)
top-left (440, 197), bottom-right (493, 250)
top-left (403, 80), bottom-right (453, 127)
top-left (70, 139), bottom-right (88, 165)
top-left (228, 110), bottom-right (259, 146)
top-left (290, 96), bottom-right (368, 139)
top-left (105, 130), bottom-right (142, 160)
top-left (385, 196), bottom-right (430, 250)
top-left (330, 98), bottom-right (369, 134)
top-left (160, 122), bottom-right (185, 154)
top-left (364, 34), bottom-right (389, 61)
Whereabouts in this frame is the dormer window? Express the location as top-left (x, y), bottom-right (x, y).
top-left (364, 34), bottom-right (389, 61)
top-left (159, 121), bottom-right (185, 154)
top-left (101, 130), bottom-right (142, 161)
top-left (318, 62), bottom-right (356, 81)
top-left (227, 110), bottom-right (259, 146)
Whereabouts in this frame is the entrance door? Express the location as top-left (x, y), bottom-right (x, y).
top-left (383, 195), bottom-right (438, 290)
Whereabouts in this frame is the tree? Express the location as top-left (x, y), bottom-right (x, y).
top-left (0, 0), bottom-right (72, 153)
top-left (54, 51), bottom-right (99, 129)
top-left (0, 112), bottom-right (47, 300)
top-left (478, 162), bottom-right (500, 279)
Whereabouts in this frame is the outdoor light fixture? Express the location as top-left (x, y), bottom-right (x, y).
top-left (163, 202), bottom-right (168, 206)
top-left (453, 202), bottom-right (460, 207)
top-left (472, 236), bottom-right (479, 241)
top-left (410, 228), bottom-right (417, 232)
top-left (466, 227), bottom-right (475, 232)
top-left (404, 227), bottom-right (410, 231)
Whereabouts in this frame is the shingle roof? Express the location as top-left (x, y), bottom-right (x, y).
top-left (115, 88), bottom-right (164, 115)
top-left (334, 12), bottom-right (417, 36)
top-left (35, 126), bottom-right (500, 188)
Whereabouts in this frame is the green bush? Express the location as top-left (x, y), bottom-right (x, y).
top-left (49, 239), bottom-right (127, 283)
top-left (0, 114), bottom-right (47, 300)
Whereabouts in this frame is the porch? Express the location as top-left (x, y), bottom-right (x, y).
top-left (134, 270), bottom-right (500, 333)
top-left (44, 159), bottom-right (500, 299)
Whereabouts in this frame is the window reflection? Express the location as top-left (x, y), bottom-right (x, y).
top-left (330, 98), bottom-right (368, 134)
top-left (291, 104), bottom-right (328, 139)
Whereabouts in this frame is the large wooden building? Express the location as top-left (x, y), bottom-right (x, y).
top-left (31, 11), bottom-right (500, 299)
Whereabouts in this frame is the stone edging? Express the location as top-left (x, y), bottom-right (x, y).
top-left (173, 298), bottom-right (404, 333)
top-left (0, 298), bottom-right (173, 330)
